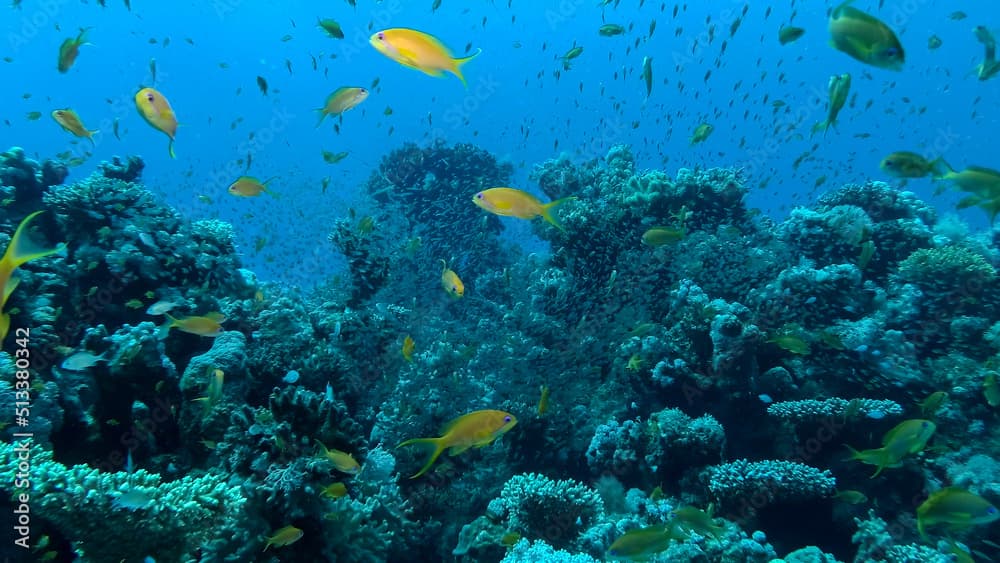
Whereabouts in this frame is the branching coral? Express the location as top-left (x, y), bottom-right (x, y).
top-left (0, 442), bottom-right (245, 562)
top-left (488, 473), bottom-right (606, 551)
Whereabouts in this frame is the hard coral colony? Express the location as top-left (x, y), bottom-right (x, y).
top-left (1, 2), bottom-right (1000, 563)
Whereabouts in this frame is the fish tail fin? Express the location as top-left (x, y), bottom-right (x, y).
top-left (168, 139), bottom-right (176, 159)
top-left (843, 444), bottom-right (863, 461)
top-left (540, 196), bottom-right (577, 232)
top-left (156, 313), bottom-right (177, 340)
top-left (452, 48), bottom-right (482, 88)
top-left (397, 437), bottom-right (445, 478)
top-left (314, 109), bottom-right (328, 128)
top-left (811, 121), bottom-right (829, 136)
top-left (88, 130), bottom-right (99, 146)
top-left (1, 211), bottom-right (63, 272)
top-left (930, 158), bottom-right (954, 179)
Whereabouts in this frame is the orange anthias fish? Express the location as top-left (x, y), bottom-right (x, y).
top-left (262, 525), bottom-right (303, 551)
top-left (440, 259), bottom-right (464, 298)
top-left (0, 211), bottom-right (65, 346)
top-left (315, 87), bottom-right (368, 126)
top-left (369, 28), bottom-right (481, 87)
top-left (157, 312), bottom-right (225, 338)
top-left (315, 440), bottom-right (361, 475)
top-left (228, 176), bottom-right (277, 198)
top-left (51, 109), bottom-right (99, 146)
top-left (57, 27), bottom-right (91, 73)
top-left (472, 188), bottom-right (576, 232)
top-left (397, 409), bottom-right (518, 478)
top-left (134, 87), bottom-right (178, 158)
top-left (402, 335), bottom-right (415, 362)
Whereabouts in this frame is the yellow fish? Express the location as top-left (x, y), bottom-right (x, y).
top-left (51, 109), bottom-right (98, 146)
top-left (440, 259), bottom-right (464, 298)
top-left (262, 525), bottom-right (303, 551)
top-left (828, 1), bottom-right (904, 70)
top-left (812, 73), bottom-right (851, 135)
top-left (315, 440), bottom-right (361, 475)
top-left (398, 409), bottom-right (517, 478)
top-left (316, 87), bottom-right (368, 126)
top-left (0, 212), bottom-right (64, 346)
top-left (228, 176), bottom-right (277, 198)
top-left (320, 481), bottom-right (348, 499)
top-left (917, 487), bottom-right (999, 540)
top-left (402, 334), bottom-right (415, 362)
top-left (537, 385), bottom-right (550, 416)
top-left (57, 27), bottom-right (91, 73)
top-left (472, 187), bottom-right (576, 231)
top-left (642, 226), bottom-right (685, 246)
top-left (158, 312), bottom-right (225, 338)
top-left (369, 28), bottom-right (481, 87)
top-left (134, 87), bottom-right (179, 158)
top-left (880, 151), bottom-right (947, 179)
top-left (689, 123), bottom-right (714, 145)
top-left (607, 523), bottom-right (685, 560)
top-left (846, 419), bottom-right (936, 477)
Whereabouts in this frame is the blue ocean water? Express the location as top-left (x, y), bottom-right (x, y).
top-left (4, 0), bottom-right (996, 286)
top-left (4, 1), bottom-right (1000, 562)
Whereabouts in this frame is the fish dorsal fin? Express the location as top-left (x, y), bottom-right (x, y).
top-left (205, 312), bottom-right (226, 322)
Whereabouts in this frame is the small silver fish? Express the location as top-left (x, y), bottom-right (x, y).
top-left (145, 300), bottom-right (178, 315)
top-left (60, 351), bottom-right (105, 371)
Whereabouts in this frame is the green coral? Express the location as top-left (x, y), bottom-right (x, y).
top-left (897, 245), bottom-right (995, 294)
top-left (0, 442), bottom-right (245, 562)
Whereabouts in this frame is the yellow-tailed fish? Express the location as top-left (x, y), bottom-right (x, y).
top-left (671, 505), bottom-right (724, 539)
top-left (828, 1), bottom-right (904, 70)
top-left (397, 409), bottom-right (517, 478)
top-left (812, 73), bottom-right (851, 135)
top-left (917, 487), bottom-right (999, 540)
top-left (606, 523), bottom-right (684, 560)
top-left (440, 259), bottom-right (464, 298)
top-left (315, 87), bottom-right (368, 127)
top-left (369, 28), bottom-right (481, 88)
top-left (402, 335), bottom-right (415, 362)
top-left (315, 440), bottom-right (361, 475)
top-left (845, 419), bottom-right (936, 478)
top-left (193, 368), bottom-right (224, 414)
top-left (537, 385), bottom-right (550, 416)
top-left (985, 371), bottom-right (1000, 406)
top-left (134, 87), bottom-right (178, 158)
top-left (778, 25), bottom-right (805, 45)
top-left (833, 489), bottom-right (869, 504)
top-left (472, 187), bottom-right (576, 231)
top-left (228, 176), bottom-right (278, 198)
top-left (642, 226), bottom-right (685, 246)
top-left (916, 391), bottom-right (948, 416)
top-left (262, 525), bottom-right (303, 551)
top-left (57, 27), bottom-right (91, 73)
top-left (0, 212), bottom-right (65, 346)
top-left (158, 312), bottom-right (225, 338)
top-left (320, 481), bottom-right (348, 499)
top-left (880, 151), bottom-right (947, 179)
top-left (51, 109), bottom-right (98, 146)
top-left (690, 123), bottom-right (714, 145)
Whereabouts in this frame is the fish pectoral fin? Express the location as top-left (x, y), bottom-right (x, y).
top-left (448, 444), bottom-right (472, 456)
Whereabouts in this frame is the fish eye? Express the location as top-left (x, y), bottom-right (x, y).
top-left (504, 416), bottom-right (511, 423)
top-left (476, 193), bottom-right (484, 199)
top-left (884, 160), bottom-right (893, 167)
top-left (146, 93), bottom-right (155, 102)
top-left (377, 32), bottom-right (385, 40)
top-left (884, 47), bottom-right (900, 57)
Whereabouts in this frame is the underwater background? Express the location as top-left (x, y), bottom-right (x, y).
top-left (1, 0), bottom-right (1000, 561)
